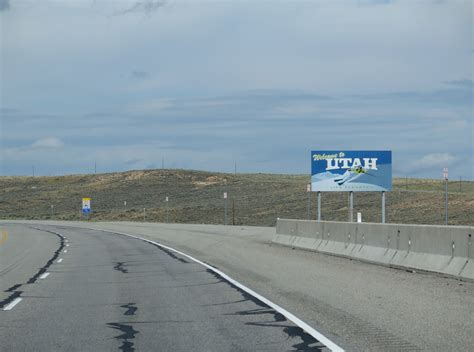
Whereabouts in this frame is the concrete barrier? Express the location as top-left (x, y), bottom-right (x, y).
top-left (274, 219), bottom-right (474, 281)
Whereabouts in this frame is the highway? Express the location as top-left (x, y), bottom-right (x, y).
top-left (1, 221), bottom-right (473, 351)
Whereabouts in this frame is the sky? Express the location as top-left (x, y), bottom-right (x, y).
top-left (0, 0), bottom-right (472, 179)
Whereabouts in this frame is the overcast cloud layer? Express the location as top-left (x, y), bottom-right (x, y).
top-left (1, 0), bottom-right (472, 179)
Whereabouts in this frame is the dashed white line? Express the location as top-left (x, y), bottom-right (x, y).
top-left (66, 244), bottom-right (70, 247)
top-left (63, 250), bottom-right (68, 253)
top-left (57, 258), bottom-right (63, 263)
top-left (3, 298), bottom-right (22, 311)
top-left (39, 272), bottom-right (50, 279)
top-left (96, 228), bottom-right (345, 352)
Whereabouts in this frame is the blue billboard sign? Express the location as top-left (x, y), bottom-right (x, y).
top-left (311, 151), bottom-right (392, 192)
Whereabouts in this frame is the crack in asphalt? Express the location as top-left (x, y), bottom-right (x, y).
top-left (107, 322), bottom-right (139, 352)
top-left (121, 303), bottom-right (138, 316)
top-left (150, 243), bottom-right (190, 263)
top-left (107, 303), bottom-right (139, 351)
top-left (114, 262), bottom-right (128, 274)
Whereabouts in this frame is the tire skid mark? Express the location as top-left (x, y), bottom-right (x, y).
top-left (0, 227), bottom-right (65, 309)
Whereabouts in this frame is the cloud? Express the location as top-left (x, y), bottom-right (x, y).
top-left (31, 137), bottom-right (64, 149)
top-left (131, 70), bottom-right (150, 80)
top-left (443, 79), bottom-right (474, 88)
top-left (114, 1), bottom-right (166, 16)
top-left (125, 158), bottom-right (144, 165)
top-left (0, 0), bottom-right (9, 12)
top-left (0, 107), bottom-right (17, 114)
top-left (358, 0), bottom-right (394, 6)
top-left (412, 153), bottom-right (457, 172)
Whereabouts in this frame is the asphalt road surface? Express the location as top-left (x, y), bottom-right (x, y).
top-left (1, 221), bottom-right (473, 351)
top-left (0, 224), bottom-right (330, 351)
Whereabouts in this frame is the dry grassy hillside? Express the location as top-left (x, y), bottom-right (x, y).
top-left (0, 169), bottom-right (472, 226)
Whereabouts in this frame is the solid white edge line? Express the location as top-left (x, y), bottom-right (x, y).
top-left (97, 228), bottom-right (345, 352)
top-left (39, 272), bottom-right (50, 279)
top-left (3, 298), bottom-right (22, 311)
top-left (57, 258), bottom-right (63, 263)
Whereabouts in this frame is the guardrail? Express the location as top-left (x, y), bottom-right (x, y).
top-left (274, 219), bottom-right (474, 281)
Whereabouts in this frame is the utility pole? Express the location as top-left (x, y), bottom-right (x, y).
top-left (234, 161), bottom-right (237, 175)
top-left (94, 161), bottom-right (97, 174)
top-left (32, 165), bottom-right (35, 177)
top-left (162, 157), bottom-right (164, 170)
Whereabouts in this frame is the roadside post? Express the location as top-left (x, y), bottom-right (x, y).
top-left (143, 208), bottom-right (146, 222)
top-left (224, 192), bottom-right (228, 225)
top-left (165, 196), bottom-right (169, 223)
top-left (51, 204), bottom-right (54, 219)
top-left (357, 212), bottom-right (362, 223)
top-left (306, 184), bottom-right (311, 220)
top-left (443, 168), bottom-right (448, 225)
top-left (232, 199), bottom-right (235, 225)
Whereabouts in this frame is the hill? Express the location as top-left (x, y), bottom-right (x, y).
top-left (0, 169), bottom-right (472, 226)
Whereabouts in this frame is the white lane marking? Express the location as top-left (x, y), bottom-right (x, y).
top-left (97, 228), bottom-right (345, 352)
top-left (66, 244), bottom-right (70, 247)
top-left (57, 258), bottom-right (63, 263)
top-left (63, 250), bottom-right (68, 253)
top-left (3, 298), bottom-right (22, 311)
top-left (39, 272), bottom-right (50, 279)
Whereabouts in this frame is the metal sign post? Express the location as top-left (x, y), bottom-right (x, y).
top-left (306, 184), bottom-right (311, 220)
top-left (317, 192), bottom-right (321, 221)
top-left (223, 192), bottom-right (228, 225)
top-left (443, 168), bottom-right (448, 225)
top-left (349, 191), bottom-right (354, 222)
top-left (381, 191), bottom-right (386, 223)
